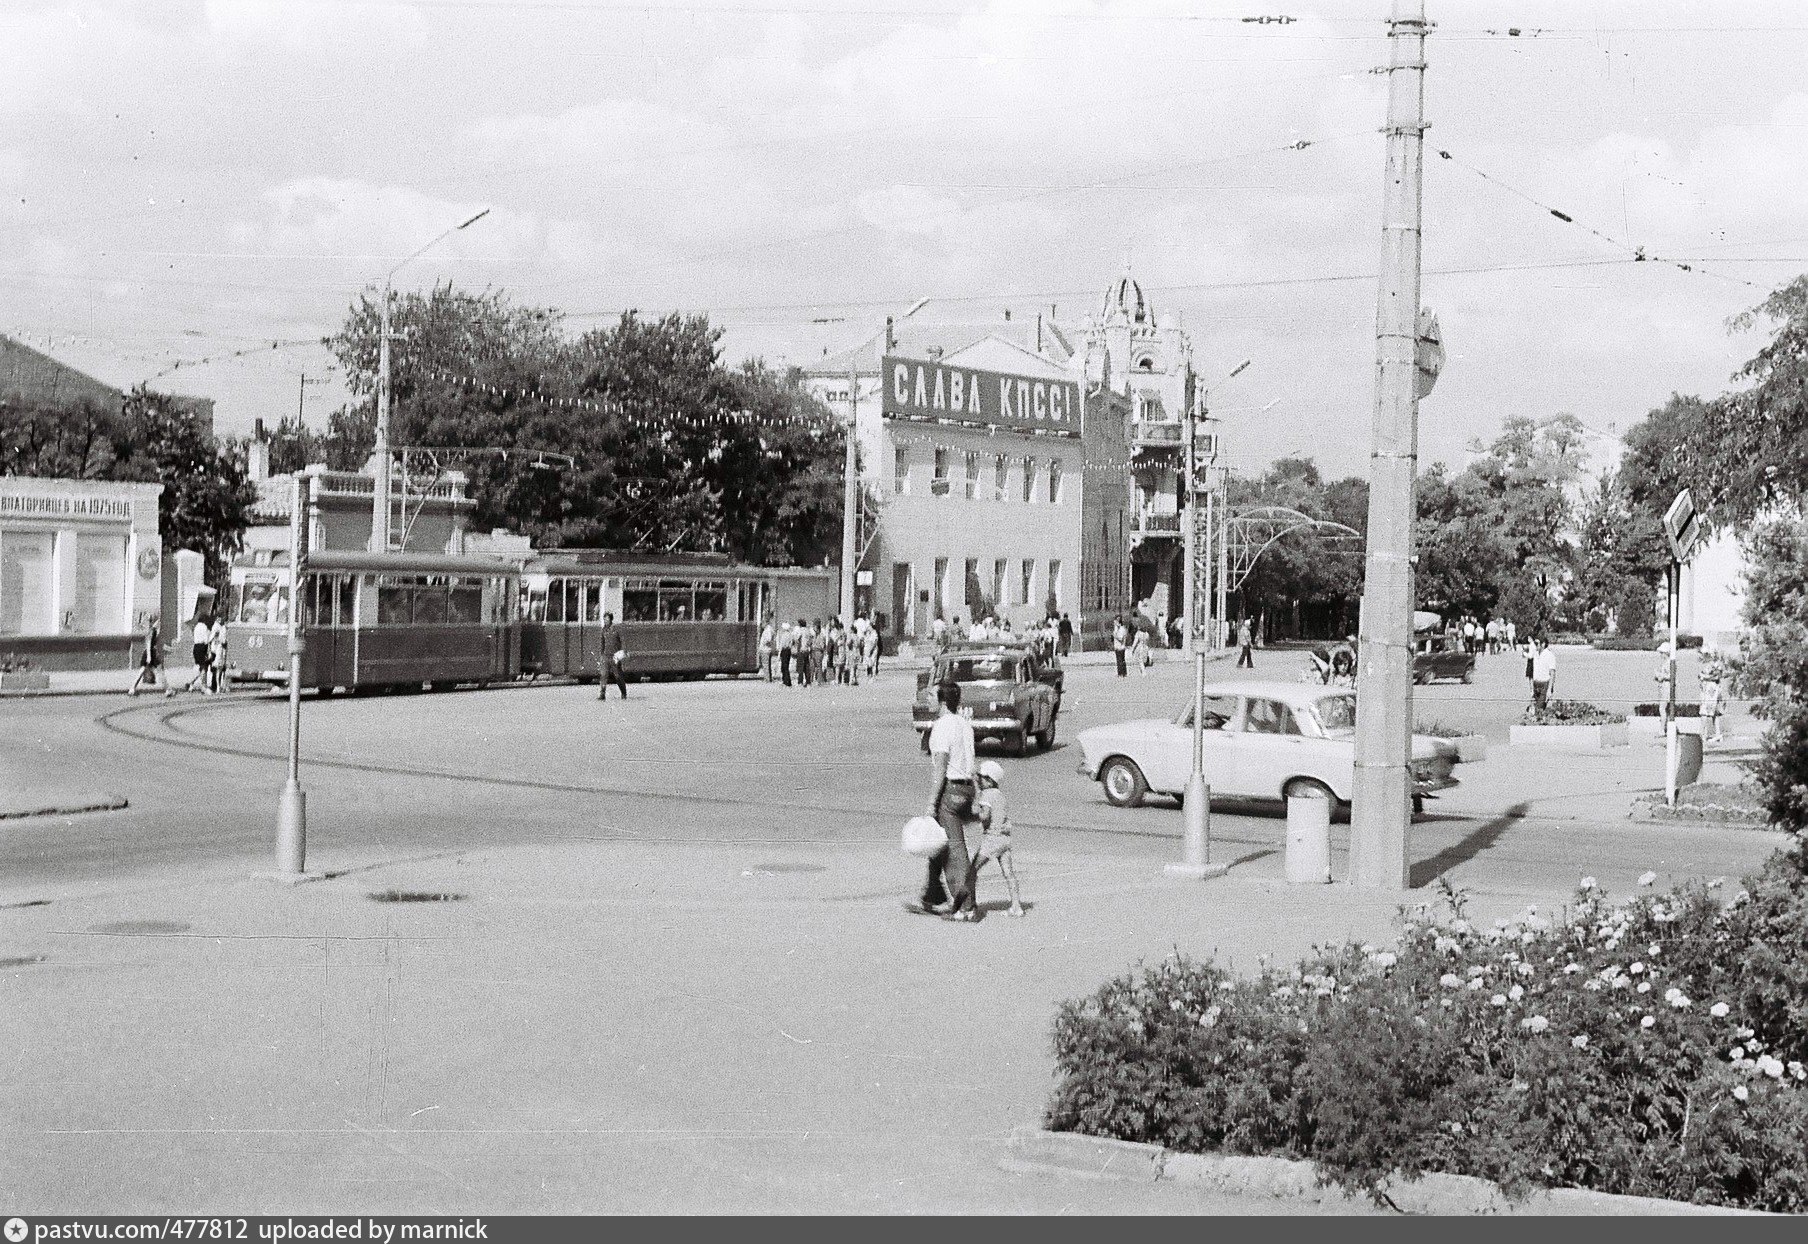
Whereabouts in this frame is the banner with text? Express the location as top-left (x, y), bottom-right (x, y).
top-left (880, 355), bottom-right (1081, 438)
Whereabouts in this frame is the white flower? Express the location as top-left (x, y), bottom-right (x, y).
top-left (1640, 1015), bottom-right (1656, 1029)
top-left (1516, 962), bottom-right (1535, 977)
top-left (1571, 1035), bottom-right (1589, 1050)
top-left (1670, 994), bottom-right (1691, 1009)
top-left (1790, 1063), bottom-right (1806, 1082)
top-left (1373, 952), bottom-right (1397, 969)
top-left (1637, 982), bottom-right (1651, 994)
top-left (1584, 979), bottom-right (1604, 991)
top-left (1708, 877), bottom-right (1724, 889)
top-left (1439, 973), bottom-right (1462, 989)
top-left (1638, 871), bottom-right (1658, 887)
top-left (1508, 984), bottom-right (1525, 1002)
top-left (1757, 1054), bottom-right (1786, 1079)
top-left (1360, 943), bottom-right (1375, 955)
top-left (1629, 962), bottom-right (1644, 975)
top-left (1730, 1046), bottom-right (1745, 1060)
top-left (1710, 1002), bottom-right (1730, 1018)
top-left (1648, 944), bottom-right (1662, 956)
top-left (1467, 965), bottom-right (1487, 977)
top-left (1604, 938), bottom-right (1620, 950)
top-left (1490, 993), bottom-right (1508, 1007)
top-left (1564, 963), bottom-right (1582, 975)
top-left (1448, 1121), bottom-right (1464, 1135)
top-left (1520, 1015), bottom-right (1550, 1033)
top-left (1733, 1085), bottom-right (1750, 1102)
top-left (1580, 876), bottom-right (1598, 890)
top-left (1435, 936), bottom-right (1459, 954)
top-left (1467, 978), bottom-right (1484, 991)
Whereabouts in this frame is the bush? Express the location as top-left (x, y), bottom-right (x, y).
top-left (1633, 702), bottom-right (1700, 717)
top-left (1614, 578), bottom-right (1656, 638)
top-left (1526, 699), bottom-right (1625, 726)
top-left (1414, 719), bottom-right (1470, 739)
top-left (1593, 635), bottom-right (1662, 651)
top-left (1047, 844), bottom-right (1808, 1210)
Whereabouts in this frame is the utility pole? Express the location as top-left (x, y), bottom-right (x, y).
top-left (1350, 0), bottom-right (1429, 890)
top-left (274, 470), bottom-right (310, 878)
top-left (297, 371), bottom-right (328, 425)
top-left (1216, 469), bottom-right (1230, 651)
top-left (1168, 385), bottom-right (1224, 880)
top-left (840, 361), bottom-right (860, 625)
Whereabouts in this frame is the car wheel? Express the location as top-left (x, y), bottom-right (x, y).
top-left (1283, 777), bottom-right (1337, 804)
top-left (1100, 757), bottom-right (1148, 808)
top-left (1010, 727), bottom-right (1030, 758)
top-left (1461, 669), bottom-right (1474, 684)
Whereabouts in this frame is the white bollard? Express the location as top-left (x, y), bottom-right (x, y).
top-left (1285, 791), bottom-right (1332, 885)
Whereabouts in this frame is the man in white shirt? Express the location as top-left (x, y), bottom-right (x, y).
top-left (913, 680), bottom-right (978, 919)
top-left (1530, 638), bottom-right (1557, 715)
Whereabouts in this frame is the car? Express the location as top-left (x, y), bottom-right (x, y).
top-left (1413, 634), bottom-right (1475, 685)
top-left (1074, 680), bottom-right (1460, 812)
top-left (912, 643), bottom-right (1063, 756)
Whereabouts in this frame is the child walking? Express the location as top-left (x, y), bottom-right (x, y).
top-left (969, 759), bottom-right (1025, 918)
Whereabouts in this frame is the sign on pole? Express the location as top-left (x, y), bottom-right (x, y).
top-left (1663, 489), bottom-right (1700, 564)
top-left (1414, 308), bottom-right (1444, 399)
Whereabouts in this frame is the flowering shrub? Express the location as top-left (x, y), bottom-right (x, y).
top-left (1046, 837), bottom-right (1808, 1210)
top-left (1523, 699), bottom-right (1627, 726)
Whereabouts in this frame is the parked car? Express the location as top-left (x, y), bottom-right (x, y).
top-left (1074, 680), bottom-right (1460, 812)
top-left (912, 643), bottom-right (1062, 755)
top-left (1413, 634), bottom-right (1475, 685)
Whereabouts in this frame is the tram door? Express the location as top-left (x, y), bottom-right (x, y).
top-left (573, 578), bottom-right (603, 677)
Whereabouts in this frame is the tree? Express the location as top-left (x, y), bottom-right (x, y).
top-left (1228, 458), bottom-right (1368, 639)
top-left (0, 397), bottom-right (127, 479)
top-left (266, 406), bottom-right (375, 475)
top-left (114, 387), bottom-right (257, 587)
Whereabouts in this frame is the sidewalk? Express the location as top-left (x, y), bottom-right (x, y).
top-left (0, 663), bottom-right (229, 699)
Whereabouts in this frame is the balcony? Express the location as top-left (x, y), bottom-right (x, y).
top-left (1131, 505), bottom-right (1183, 538)
top-left (1131, 418), bottom-right (1184, 450)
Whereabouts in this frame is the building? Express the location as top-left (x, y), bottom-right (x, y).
top-left (1076, 269), bottom-right (1196, 625)
top-left (805, 309), bottom-right (1133, 649)
top-left (1, 333), bottom-right (216, 432)
top-left (0, 476), bottom-right (164, 671)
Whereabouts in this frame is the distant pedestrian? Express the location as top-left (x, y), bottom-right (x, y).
top-left (182, 612), bottom-right (214, 694)
top-left (207, 614), bottom-right (229, 693)
top-left (931, 615), bottom-right (948, 652)
top-left (793, 619), bottom-right (812, 686)
top-left (777, 620), bottom-right (794, 686)
top-left (1057, 613), bottom-right (1073, 657)
top-left (1131, 625), bottom-right (1152, 675)
top-left (1236, 617), bottom-right (1255, 669)
top-left (1111, 615), bottom-right (1128, 677)
top-left (1700, 651), bottom-right (1726, 743)
top-left (969, 759), bottom-right (1025, 918)
top-left (810, 619), bottom-right (829, 686)
top-left (862, 616), bottom-right (881, 679)
top-left (1505, 619), bottom-right (1518, 651)
top-left (909, 680), bottom-right (978, 920)
top-left (127, 616), bottom-right (173, 698)
top-left (598, 612), bottom-right (628, 699)
top-left (758, 615), bottom-right (776, 682)
top-left (1527, 637), bottom-right (1555, 717)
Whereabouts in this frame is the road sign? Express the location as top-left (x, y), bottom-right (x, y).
top-left (1415, 309), bottom-right (1445, 399)
top-left (1663, 489), bottom-right (1700, 563)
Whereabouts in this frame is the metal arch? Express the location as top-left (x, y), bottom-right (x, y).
top-left (1219, 505), bottom-right (1361, 593)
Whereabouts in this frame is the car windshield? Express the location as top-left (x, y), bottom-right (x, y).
top-left (1312, 693), bottom-right (1358, 734)
top-left (938, 656), bottom-right (1020, 682)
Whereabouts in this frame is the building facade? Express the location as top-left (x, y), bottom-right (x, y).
top-left (0, 476), bottom-right (164, 670)
top-left (806, 319), bottom-right (1132, 649)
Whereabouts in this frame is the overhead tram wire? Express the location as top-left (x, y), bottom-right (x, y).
top-left (1433, 148), bottom-right (1766, 290)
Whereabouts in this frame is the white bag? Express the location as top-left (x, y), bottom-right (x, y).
top-left (901, 815), bottom-right (948, 858)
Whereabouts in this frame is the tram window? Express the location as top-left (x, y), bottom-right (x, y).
top-left (546, 579), bottom-right (566, 623)
top-left (448, 580), bottom-right (482, 625)
top-left (623, 582), bottom-right (658, 622)
top-left (300, 579), bottom-right (320, 628)
top-left (657, 579), bottom-right (694, 622)
top-left (414, 582), bottom-right (449, 625)
top-left (377, 581), bottom-right (411, 625)
top-left (583, 582), bottom-right (602, 623)
top-left (565, 580), bottom-right (583, 624)
top-left (238, 580), bottom-right (282, 625)
top-left (694, 585), bottom-right (727, 622)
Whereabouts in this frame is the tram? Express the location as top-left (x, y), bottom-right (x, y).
top-left (226, 551), bottom-right (521, 693)
top-left (518, 551), bottom-right (770, 680)
top-left (226, 548), bottom-right (774, 693)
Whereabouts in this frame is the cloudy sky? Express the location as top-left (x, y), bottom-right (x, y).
top-left (5, 0), bottom-right (1806, 479)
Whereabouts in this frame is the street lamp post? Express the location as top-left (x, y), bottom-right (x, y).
top-left (371, 208), bottom-right (490, 553)
top-left (1168, 359), bottom-right (1247, 880)
top-left (273, 470), bottom-right (311, 878)
top-left (841, 296), bottom-right (930, 624)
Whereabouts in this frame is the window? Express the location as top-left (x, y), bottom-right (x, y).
top-left (565, 580), bottom-right (582, 624)
top-left (377, 579), bottom-right (411, 625)
top-left (622, 579), bottom-right (658, 621)
top-left (657, 579), bottom-right (695, 621)
top-left (70, 534), bottom-right (125, 634)
top-left (932, 557), bottom-right (948, 620)
top-left (1047, 559), bottom-right (1062, 613)
top-left (336, 575), bottom-right (356, 626)
top-left (584, 582), bottom-right (603, 623)
top-left (0, 531), bottom-right (54, 635)
top-left (1020, 559), bottom-right (1034, 609)
top-left (994, 558), bottom-right (1008, 607)
top-left (963, 558), bottom-right (980, 615)
top-left (413, 578), bottom-right (449, 625)
top-left (1048, 458), bottom-right (1064, 505)
top-left (694, 582), bottom-right (728, 622)
top-left (932, 447), bottom-right (951, 495)
top-left (1022, 458), bottom-right (1037, 503)
top-left (964, 451), bottom-right (979, 499)
top-left (546, 578), bottom-right (566, 622)
top-left (448, 578), bottom-right (483, 625)
top-left (1178, 695), bottom-right (1239, 730)
top-left (994, 454), bottom-right (1008, 500)
top-left (1243, 698), bottom-right (1300, 736)
top-left (894, 446), bottom-right (910, 495)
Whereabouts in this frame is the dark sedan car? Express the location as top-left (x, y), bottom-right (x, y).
top-left (1413, 634), bottom-right (1475, 685)
top-left (911, 643), bottom-right (1063, 755)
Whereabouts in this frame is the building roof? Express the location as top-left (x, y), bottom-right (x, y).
top-left (805, 317), bottom-right (1076, 378)
top-left (0, 334), bottom-right (125, 410)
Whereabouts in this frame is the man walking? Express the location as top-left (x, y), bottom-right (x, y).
top-left (597, 612), bottom-right (628, 700)
top-left (1527, 636), bottom-right (1555, 718)
top-left (1236, 617), bottom-right (1255, 668)
top-left (910, 680), bottom-right (978, 920)
top-left (1111, 615), bottom-right (1128, 677)
top-left (1057, 613), bottom-right (1073, 657)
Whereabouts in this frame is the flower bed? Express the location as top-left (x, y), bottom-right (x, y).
top-left (1046, 842), bottom-right (1808, 1211)
top-left (1635, 783), bottom-right (1772, 828)
top-left (1418, 719), bottom-right (1486, 762)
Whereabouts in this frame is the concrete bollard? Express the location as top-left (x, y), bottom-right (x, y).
top-left (1285, 791), bottom-right (1332, 885)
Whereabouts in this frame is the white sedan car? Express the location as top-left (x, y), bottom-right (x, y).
top-left (1075, 680), bottom-right (1460, 810)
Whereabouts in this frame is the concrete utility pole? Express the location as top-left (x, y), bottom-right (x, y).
top-left (1350, 0), bottom-right (1429, 890)
top-left (840, 362), bottom-right (859, 625)
top-left (371, 208), bottom-right (490, 554)
top-left (274, 470), bottom-right (310, 877)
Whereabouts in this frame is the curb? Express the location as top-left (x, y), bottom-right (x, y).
top-left (1002, 1127), bottom-right (1759, 1215)
top-left (0, 792), bottom-right (129, 820)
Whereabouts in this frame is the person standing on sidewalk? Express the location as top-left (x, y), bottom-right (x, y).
top-left (181, 611), bottom-right (214, 694)
top-left (207, 613), bottom-right (229, 693)
top-left (909, 680), bottom-right (978, 920)
top-left (1111, 615), bottom-right (1128, 677)
top-left (597, 612), bottom-right (629, 700)
top-left (1236, 617), bottom-right (1255, 669)
top-left (1130, 623), bottom-right (1152, 675)
top-left (1700, 650), bottom-right (1727, 743)
top-left (1527, 637), bottom-right (1555, 718)
top-left (1057, 613), bottom-right (1073, 657)
top-left (758, 614), bottom-right (776, 683)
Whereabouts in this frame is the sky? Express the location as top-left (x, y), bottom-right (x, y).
top-left (4, 0), bottom-right (1807, 481)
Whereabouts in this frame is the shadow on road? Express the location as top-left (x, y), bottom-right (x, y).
top-left (1409, 800), bottom-right (1531, 890)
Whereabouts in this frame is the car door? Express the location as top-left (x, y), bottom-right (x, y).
top-left (1230, 697), bottom-right (1309, 799)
